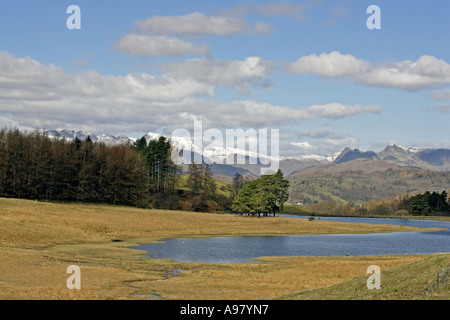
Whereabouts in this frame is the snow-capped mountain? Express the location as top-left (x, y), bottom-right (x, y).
top-left (44, 129), bottom-right (136, 146)
top-left (280, 153), bottom-right (340, 163)
top-left (143, 131), bottom-right (279, 164)
top-left (336, 144), bottom-right (450, 171)
top-left (334, 147), bottom-right (379, 164)
top-left (378, 144), bottom-right (419, 164)
top-left (44, 130), bottom-right (450, 175)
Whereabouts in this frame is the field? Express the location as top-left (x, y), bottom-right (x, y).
top-left (0, 198), bottom-right (448, 300)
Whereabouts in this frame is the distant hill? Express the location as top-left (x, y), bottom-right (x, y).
top-left (415, 148), bottom-right (450, 166)
top-left (289, 158), bottom-right (399, 176)
top-left (376, 144), bottom-right (450, 170)
top-left (287, 166), bottom-right (450, 206)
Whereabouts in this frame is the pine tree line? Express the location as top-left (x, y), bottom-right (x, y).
top-left (131, 136), bottom-right (182, 209)
top-left (409, 191), bottom-right (449, 216)
top-left (0, 128), bottom-right (233, 211)
top-left (0, 128), bottom-right (149, 207)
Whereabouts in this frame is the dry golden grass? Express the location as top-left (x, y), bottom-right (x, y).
top-left (0, 198), bottom-right (445, 300)
top-left (147, 255), bottom-right (424, 300)
top-left (282, 253), bottom-right (450, 300)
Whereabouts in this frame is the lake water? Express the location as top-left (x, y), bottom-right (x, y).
top-left (134, 216), bottom-right (450, 264)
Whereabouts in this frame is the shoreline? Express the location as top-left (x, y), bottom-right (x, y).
top-left (280, 212), bottom-right (450, 221)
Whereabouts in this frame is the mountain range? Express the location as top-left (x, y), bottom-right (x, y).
top-left (45, 129), bottom-right (450, 176)
top-left (45, 129), bottom-right (135, 146)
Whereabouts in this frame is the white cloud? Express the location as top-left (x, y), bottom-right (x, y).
top-left (291, 141), bottom-right (315, 150)
top-left (289, 51), bottom-right (371, 78)
top-left (0, 51), bottom-right (214, 133)
top-left (158, 57), bottom-right (274, 95)
top-left (0, 52), bottom-right (214, 102)
top-left (0, 51), bottom-right (384, 137)
top-left (133, 12), bottom-right (272, 37)
top-left (288, 51), bottom-right (450, 91)
top-left (114, 35), bottom-right (209, 57)
top-left (206, 101), bottom-right (382, 128)
top-left (298, 103), bottom-right (383, 120)
top-left (114, 11), bottom-right (272, 58)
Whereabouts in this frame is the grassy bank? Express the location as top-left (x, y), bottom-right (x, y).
top-left (0, 198), bottom-right (447, 300)
top-left (281, 253), bottom-right (450, 300)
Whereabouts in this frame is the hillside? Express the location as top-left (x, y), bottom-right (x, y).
top-left (290, 158), bottom-right (398, 175)
top-left (287, 166), bottom-right (450, 206)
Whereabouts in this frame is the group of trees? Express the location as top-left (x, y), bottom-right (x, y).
top-left (186, 163), bottom-right (218, 211)
top-left (0, 128), bottom-right (148, 207)
top-left (231, 170), bottom-right (290, 217)
top-left (409, 191), bottom-right (449, 216)
top-left (131, 136), bottom-right (182, 209)
top-left (0, 128), bottom-right (219, 210)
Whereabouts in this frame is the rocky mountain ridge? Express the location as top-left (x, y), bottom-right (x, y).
top-left (45, 129), bottom-right (450, 175)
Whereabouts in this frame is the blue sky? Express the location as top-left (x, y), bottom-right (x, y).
top-left (0, 0), bottom-right (449, 156)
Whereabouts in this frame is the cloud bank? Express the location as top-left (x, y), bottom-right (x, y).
top-left (288, 51), bottom-right (450, 91)
top-left (0, 51), bottom-right (382, 135)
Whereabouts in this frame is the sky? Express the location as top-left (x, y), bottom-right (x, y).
top-left (0, 0), bottom-right (449, 157)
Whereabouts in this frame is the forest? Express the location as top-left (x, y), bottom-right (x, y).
top-left (0, 128), bottom-right (149, 207)
top-left (409, 191), bottom-right (449, 216)
top-left (0, 128), bottom-right (250, 213)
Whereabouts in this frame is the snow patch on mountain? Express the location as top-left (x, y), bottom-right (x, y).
top-left (144, 131), bottom-right (278, 163)
top-left (280, 153), bottom-right (338, 163)
top-left (44, 130), bottom-right (449, 172)
top-left (44, 129), bottom-right (136, 146)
